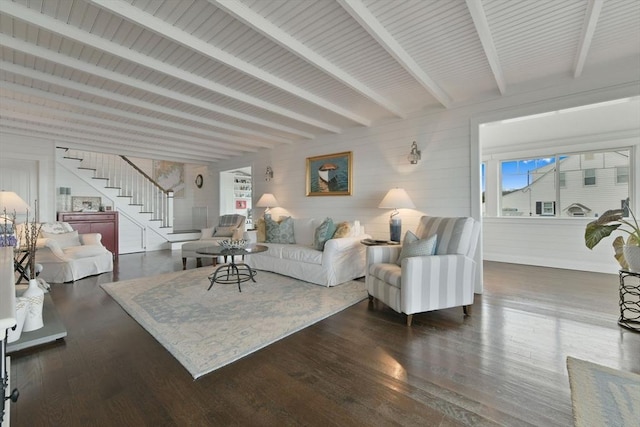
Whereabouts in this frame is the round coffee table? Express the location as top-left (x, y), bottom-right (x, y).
top-left (196, 244), bottom-right (268, 292)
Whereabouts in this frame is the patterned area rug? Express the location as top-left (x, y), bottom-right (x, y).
top-left (102, 268), bottom-right (367, 379)
top-left (566, 356), bottom-right (640, 427)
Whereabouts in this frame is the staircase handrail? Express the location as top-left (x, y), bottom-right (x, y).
top-left (119, 155), bottom-right (173, 195)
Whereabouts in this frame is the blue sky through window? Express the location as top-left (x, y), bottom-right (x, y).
top-left (501, 157), bottom-right (557, 191)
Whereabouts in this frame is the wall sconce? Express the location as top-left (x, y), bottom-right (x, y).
top-left (265, 166), bottom-right (274, 181)
top-left (407, 141), bottom-right (421, 164)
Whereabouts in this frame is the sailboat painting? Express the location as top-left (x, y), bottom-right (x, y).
top-left (306, 151), bottom-right (352, 196)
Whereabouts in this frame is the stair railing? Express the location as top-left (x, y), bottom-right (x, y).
top-left (64, 149), bottom-right (173, 228)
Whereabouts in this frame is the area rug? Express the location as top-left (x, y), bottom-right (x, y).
top-left (101, 269), bottom-right (367, 379)
top-left (566, 356), bottom-right (640, 427)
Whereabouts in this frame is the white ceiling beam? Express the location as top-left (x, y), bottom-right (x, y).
top-left (573, 0), bottom-right (604, 78)
top-left (0, 82), bottom-right (271, 151)
top-left (338, 0), bottom-right (452, 108)
top-left (0, 35), bottom-right (295, 144)
top-left (89, 0), bottom-right (371, 127)
top-left (465, 0), bottom-right (507, 95)
top-left (0, 60), bottom-right (281, 149)
top-left (0, 116), bottom-right (225, 162)
top-left (1, 98), bottom-right (243, 157)
top-left (1, 125), bottom-right (212, 164)
top-left (1, 1), bottom-right (340, 133)
top-left (210, 0), bottom-right (405, 118)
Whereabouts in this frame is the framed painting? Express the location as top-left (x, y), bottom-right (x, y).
top-left (71, 196), bottom-right (101, 212)
top-left (306, 151), bottom-right (352, 196)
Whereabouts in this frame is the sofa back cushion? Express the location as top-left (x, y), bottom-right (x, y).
top-left (42, 230), bottom-right (81, 249)
top-left (415, 216), bottom-right (475, 255)
top-left (292, 218), bottom-right (321, 246)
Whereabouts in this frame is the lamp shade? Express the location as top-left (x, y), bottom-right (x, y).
top-left (0, 191), bottom-right (31, 214)
top-left (378, 188), bottom-right (415, 209)
top-left (256, 193), bottom-right (279, 208)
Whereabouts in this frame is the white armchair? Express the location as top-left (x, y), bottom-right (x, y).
top-left (365, 216), bottom-right (480, 326)
top-left (17, 222), bottom-right (113, 283)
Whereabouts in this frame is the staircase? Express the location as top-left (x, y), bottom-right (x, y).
top-left (56, 148), bottom-right (198, 252)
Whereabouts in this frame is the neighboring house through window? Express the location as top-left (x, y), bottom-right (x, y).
top-left (583, 168), bottom-right (596, 186)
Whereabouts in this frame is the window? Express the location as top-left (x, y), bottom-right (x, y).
top-left (617, 166), bottom-right (629, 184)
top-left (584, 168), bottom-right (596, 186)
top-left (499, 148), bottom-right (631, 218)
top-left (536, 201), bottom-right (555, 216)
top-left (559, 172), bottom-right (566, 188)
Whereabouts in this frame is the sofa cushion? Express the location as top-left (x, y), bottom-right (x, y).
top-left (43, 230), bottom-right (81, 249)
top-left (213, 226), bottom-right (235, 237)
top-left (396, 232), bottom-right (437, 266)
top-left (313, 217), bottom-right (336, 251)
top-left (293, 218), bottom-right (320, 246)
top-left (281, 245), bottom-right (323, 265)
top-left (63, 244), bottom-right (109, 259)
top-left (332, 221), bottom-right (352, 238)
top-left (265, 216), bottom-right (295, 244)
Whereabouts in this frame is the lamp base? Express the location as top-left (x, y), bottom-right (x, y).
top-left (389, 218), bottom-right (401, 242)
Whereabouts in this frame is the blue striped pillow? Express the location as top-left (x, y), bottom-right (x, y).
top-left (396, 231), bottom-right (437, 266)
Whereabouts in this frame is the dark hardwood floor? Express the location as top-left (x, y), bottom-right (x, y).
top-left (8, 252), bottom-right (639, 426)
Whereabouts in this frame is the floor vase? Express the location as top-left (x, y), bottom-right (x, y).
top-left (623, 245), bottom-right (640, 272)
top-left (22, 278), bottom-right (44, 332)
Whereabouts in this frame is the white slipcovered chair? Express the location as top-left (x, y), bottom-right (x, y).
top-left (365, 216), bottom-right (480, 326)
top-left (17, 221), bottom-right (113, 283)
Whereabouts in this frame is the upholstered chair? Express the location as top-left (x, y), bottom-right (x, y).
top-left (181, 214), bottom-right (246, 269)
top-left (365, 216), bottom-right (480, 326)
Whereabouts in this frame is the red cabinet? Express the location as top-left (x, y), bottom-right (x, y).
top-left (57, 212), bottom-right (119, 258)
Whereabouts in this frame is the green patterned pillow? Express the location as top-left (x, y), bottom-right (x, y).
top-left (313, 218), bottom-right (336, 251)
top-left (265, 216), bottom-right (295, 244)
top-left (396, 231), bottom-right (437, 266)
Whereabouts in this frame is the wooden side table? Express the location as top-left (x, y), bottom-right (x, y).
top-left (618, 269), bottom-right (640, 332)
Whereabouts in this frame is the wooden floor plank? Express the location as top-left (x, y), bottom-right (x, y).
top-left (8, 253), bottom-right (640, 426)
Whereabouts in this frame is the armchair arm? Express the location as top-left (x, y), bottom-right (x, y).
top-left (321, 234), bottom-right (372, 286)
top-left (400, 254), bottom-right (476, 313)
top-left (365, 244), bottom-right (401, 266)
top-left (79, 233), bottom-right (103, 246)
top-left (231, 227), bottom-right (245, 241)
top-left (244, 230), bottom-right (258, 244)
top-left (36, 238), bottom-right (66, 260)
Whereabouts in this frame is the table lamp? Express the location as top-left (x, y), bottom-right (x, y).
top-left (256, 193), bottom-right (279, 219)
top-left (378, 188), bottom-right (415, 242)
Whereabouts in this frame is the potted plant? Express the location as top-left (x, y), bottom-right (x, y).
top-left (585, 202), bottom-right (640, 271)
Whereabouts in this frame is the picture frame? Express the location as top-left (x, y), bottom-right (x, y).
top-left (235, 200), bottom-right (247, 209)
top-left (306, 151), bottom-right (352, 196)
top-left (71, 196), bottom-right (101, 212)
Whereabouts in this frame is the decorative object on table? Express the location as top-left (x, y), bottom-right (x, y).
top-left (407, 141), bottom-right (421, 164)
top-left (101, 269), bottom-right (367, 379)
top-left (71, 196), bottom-right (101, 212)
top-left (378, 188), bottom-right (416, 242)
top-left (566, 356), bottom-right (640, 427)
top-left (584, 200), bottom-right (640, 271)
top-left (18, 202), bottom-right (44, 332)
top-left (306, 151), bottom-right (352, 196)
top-left (255, 193), bottom-right (279, 219)
top-left (219, 239), bottom-right (248, 250)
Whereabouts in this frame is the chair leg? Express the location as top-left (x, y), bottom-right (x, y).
top-left (367, 293), bottom-right (374, 301)
top-left (463, 305), bottom-right (471, 316)
top-left (182, 258), bottom-right (187, 270)
top-left (406, 314), bottom-right (413, 326)
top-left (197, 258), bottom-right (202, 268)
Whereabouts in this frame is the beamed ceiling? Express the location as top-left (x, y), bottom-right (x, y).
top-left (0, 0), bottom-right (639, 164)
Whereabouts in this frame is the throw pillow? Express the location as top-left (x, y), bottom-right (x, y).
top-left (42, 230), bottom-right (81, 249)
top-left (313, 217), bottom-right (336, 251)
top-left (265, 216), bottom-right (295, 244)
top-left (396, 231), bottom-right (437, 266)
top-left (332, 221), bottom-right (352, 239)
top-left (213, 226), bottom-right (236, 237)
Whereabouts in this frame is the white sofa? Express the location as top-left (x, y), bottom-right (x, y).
top-left (245, 217), bottom-right (371, 287)
top-left (17, 222), bottom-right (113, 283)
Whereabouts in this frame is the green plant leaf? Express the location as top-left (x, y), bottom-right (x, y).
top-left (585, 222), bottom-right (620, 249)
top-left (613, 236), bottom-right (628, 269)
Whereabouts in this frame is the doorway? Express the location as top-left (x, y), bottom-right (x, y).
top-left (219, 167), bottom-right (253, 229)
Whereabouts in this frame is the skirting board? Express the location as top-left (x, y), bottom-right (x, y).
top-left (7, 293), bottom-right (67, 353)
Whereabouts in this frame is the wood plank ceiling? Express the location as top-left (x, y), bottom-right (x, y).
top-left (0, 0), bottom-right (639, 164)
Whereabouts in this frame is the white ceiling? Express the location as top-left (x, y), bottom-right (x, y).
top-left (1, 0), bottom-right (639, 164)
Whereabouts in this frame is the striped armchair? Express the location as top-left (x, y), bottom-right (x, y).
top-left (365, 216), bottom-right (480, 326)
